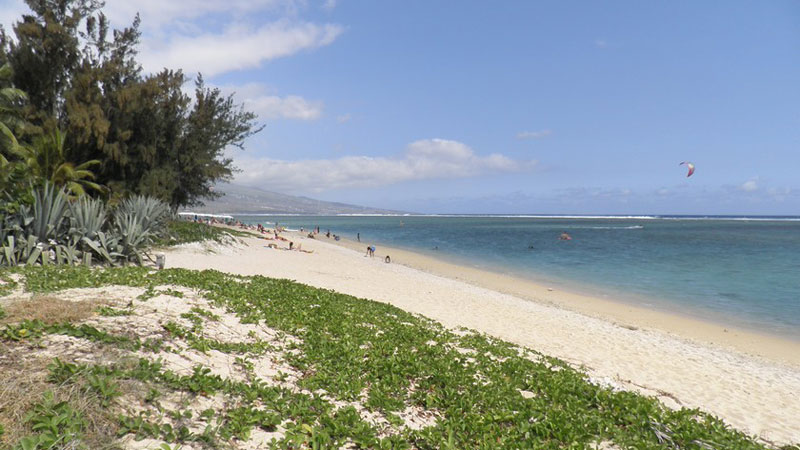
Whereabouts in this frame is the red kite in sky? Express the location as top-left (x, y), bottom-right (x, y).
top-left (680, 161), bottom-right (695, 177)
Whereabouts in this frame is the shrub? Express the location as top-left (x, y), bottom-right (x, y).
top-left (0, 186), bottom-right (174, 267)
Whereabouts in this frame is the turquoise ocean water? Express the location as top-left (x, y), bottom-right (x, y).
top-left (235, 215), bottom-right (800, 340)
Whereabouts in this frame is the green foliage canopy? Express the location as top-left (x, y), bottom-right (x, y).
top-left (0, 0), bottom-right (262, 208)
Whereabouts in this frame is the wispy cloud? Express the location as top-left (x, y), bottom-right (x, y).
top-left (594, 39), bottom-right (608, 48)
top-left (249, 95), bottom-right (323, 120)
top-left (216, 83), bottom-right (323, 121)
top-left (322, 0), bottom-right (337, 11)
top-left (767, 187), bottom-right (791, 202)
top-left (101, 0), bottom-right (306, 31)
top-left (233, 138), bottom-right (536, 192)
top-left (1, 0), bottom-right (343, 78)
top-left (140, 20), bottom-right (343, 77)
top-left (336, 113), bottom-right (352, 123)
top-left (516, 129), bottom-right (552, 140)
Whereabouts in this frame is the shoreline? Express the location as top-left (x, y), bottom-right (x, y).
top-left (239, 216), bottom-right (800, 348)
top-left (330, 233), bottom-right (800, 367)
top-left (167, 228), bottom-right (800, 443)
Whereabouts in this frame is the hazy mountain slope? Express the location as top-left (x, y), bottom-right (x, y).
top-left (184, 183), bottom-right (404, 215)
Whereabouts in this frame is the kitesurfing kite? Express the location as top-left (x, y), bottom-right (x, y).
top-left (680, 161), bottom-right (695, 177)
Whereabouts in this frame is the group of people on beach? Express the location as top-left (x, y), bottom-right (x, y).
top-left (241, 222), bottom-right (314, 253)
top-left (229, 220), bottom-right (392, 261)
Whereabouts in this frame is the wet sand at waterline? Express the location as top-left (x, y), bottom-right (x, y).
top-left (165, 230), bottom-right (800, 444)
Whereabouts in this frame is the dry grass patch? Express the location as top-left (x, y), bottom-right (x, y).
top-left (0, 295), bottom-right (104, 325)
top-left (0, 349), bottom-right (134, 449)
top-left (0, 354), bottom-right (51, 447)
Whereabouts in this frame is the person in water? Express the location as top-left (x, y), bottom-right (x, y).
top-left (559, 231), bottom-right (572, 240)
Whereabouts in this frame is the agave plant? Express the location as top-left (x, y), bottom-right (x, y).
top-left (110, 195), bottom-right (172, 265)
top-left (0, 182), bottom-right (173, 267)
top-left (116, 195), bottom-right (172, 236)
top-left (0, 235), bottom-right (16, 265)
top-left (69, 196), bottom-right (107, 242)
top-left (0, 235), bottom-right (42, 266)
top-left (27, 183), bottom-right (70, 244)
top-left (113, 214), bottom-right (150, 265)
top-left (54, 240), bottom-right (80, 265)
top-left (82, 231), bottom-right (122, 265)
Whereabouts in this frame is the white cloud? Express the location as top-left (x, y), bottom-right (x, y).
top-left (1, 0), bottom-right (310, 37)
top-left (234, 138), bottom-right (535, 192)
top-left (217, 83), bottom-right (322, 121)
top-left (740, 179), bottom-right (759, 192)
top-left (101, 0), bottom-right (305, 31)
top-left (140, 20), bottom-right (343, 76)
top-left (322, 0), bottom-right (337, 11)
top-left (517, 129), bottom-right (552, 140)
top-left (336, 113), bottom-right (352, 123)
top-left (0, 0), bottom-right (343, 77)
top-left (249, 95), bottom-right (323, 120)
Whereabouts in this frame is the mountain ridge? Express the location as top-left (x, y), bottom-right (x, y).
top-left (183, 183), bottom-right (405, 215)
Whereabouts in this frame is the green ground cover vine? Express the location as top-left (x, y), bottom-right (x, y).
top-left (2, 265), bottom-right (795, 449)
top-left (156, 221), bottom-right (252, 247)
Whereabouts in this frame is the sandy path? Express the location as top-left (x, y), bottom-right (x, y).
top-left (165, 233), bottom-right (800, 445)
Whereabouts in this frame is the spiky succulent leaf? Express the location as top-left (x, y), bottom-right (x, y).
top-left (29, 183), bottom-right (69, 243)
top-left (113, 213), bottom-right (151, 264)
top-left (69, 196), bottom-right (107, 243)
top-left (116, 195), bottom-right (171, 238)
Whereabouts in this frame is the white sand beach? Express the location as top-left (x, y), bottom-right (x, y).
top-left (165, 230), bottom-right (800, 445)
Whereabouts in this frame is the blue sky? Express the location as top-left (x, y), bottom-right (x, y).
top-left (2, 1), bottom-right (799, 214)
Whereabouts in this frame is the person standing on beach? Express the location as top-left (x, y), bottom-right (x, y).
top-left (357, 233), bottom-right (360, 242)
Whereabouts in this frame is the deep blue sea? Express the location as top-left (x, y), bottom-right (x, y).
top-left (234, 215), bottom-right (800, 340)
